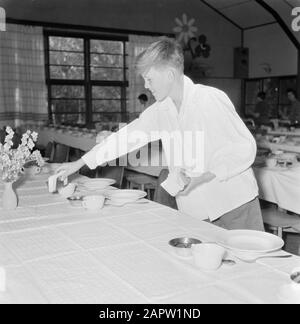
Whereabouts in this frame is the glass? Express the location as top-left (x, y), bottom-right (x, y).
top-left (50, 66), bottom-right (84, 79)
top-left (49, 36), bottom-right (83, 51)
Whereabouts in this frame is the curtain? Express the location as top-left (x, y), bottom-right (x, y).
top-left (0, 24), bottom-right (47, 128)
top-left (128, 35), bottom-right (160, 121)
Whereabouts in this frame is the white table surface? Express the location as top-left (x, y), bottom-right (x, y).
top-left (254, 164), bottom-right (300, 214)
top-left (0, 171), bottom-right (300, 304)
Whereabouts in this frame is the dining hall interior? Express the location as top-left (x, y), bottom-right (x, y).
top-left (1, 0), bottom-right (300, 304)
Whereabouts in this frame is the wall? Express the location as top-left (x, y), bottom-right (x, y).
top-left (2, 0), bottom-right (241, 79)
top-left (1, 0), bottom-right (243, 109)
top-left (245, 23), bottom-right (298, 78)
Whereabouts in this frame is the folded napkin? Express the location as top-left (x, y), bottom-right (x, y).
top-left (0, 267), bottom-right (6, 292)
top-left (160, 168), bottom-right (186, 196)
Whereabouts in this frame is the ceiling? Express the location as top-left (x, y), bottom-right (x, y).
top-left (201, 0), bottom-right (300, 47)
top-left (201, 0), bottom-right (276, 29)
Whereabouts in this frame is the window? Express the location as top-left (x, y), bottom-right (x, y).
top-left (45, 32), bottom-right (128, 127)
top-left (244, 76), bottom-right (296, 118)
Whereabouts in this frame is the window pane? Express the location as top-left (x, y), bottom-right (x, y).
top-left (93, 100), bottom-right (121, 112)
top-left (92, 113), bottom-right (122, 123)
top-left (50, 66), bottom-right (84, 79)
top-left (50, 51), bottom-right (84, 66)
top-left (58, 114), bottom-right (86, 125)
top-left (51, 99), bottom-right (86, 114)
top-left (51, 85), bottom-right (85, 99)
top-left (245, 80), bottom-right (261, 105)
top-left (90, 40), bottom-right (123, 54)
top-left (279, 78), bottom-right (297, 105)
top-left (49, 36), bottom-right (83, 52)
top-left (92, 86), bottom-right (121, 99)
top-left (91, 67), bottom-right (123, 80)
top-left (263, 78), bottom-right (279, 118)
top-left (90, 53), bottom-right (123, 68)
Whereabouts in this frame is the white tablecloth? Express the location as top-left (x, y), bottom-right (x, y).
top-left (0, 173), bottom-right (300, 304)
top-left (254, 164), bottom-right (300, 214)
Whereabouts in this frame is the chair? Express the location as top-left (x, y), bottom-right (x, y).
top-left (51, 142), bottom-right (70, 163)
top-left (262, 207), bottom-right (300, 238)
top-left (98, 165), bottom-right (125, 188)
top-left (291, 224), bottom-right (300, 255)
top-left (44, 141), bottom-right (54, 160)
top-left (153, 169), bottom-right (178, 210)
top-left (125, 170), bottom-right (157, 200)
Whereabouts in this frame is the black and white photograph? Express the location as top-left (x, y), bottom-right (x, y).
top-left (0, 0), bottom-right (300, 305)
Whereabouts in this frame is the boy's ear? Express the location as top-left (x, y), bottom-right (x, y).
top-left (167, 67), bottom-right (176, 82)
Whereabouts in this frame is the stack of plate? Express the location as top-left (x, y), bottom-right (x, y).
top-left (105, 189), bottom-right (147, 206)
top-left (77, 178), bottom-right (116, 191)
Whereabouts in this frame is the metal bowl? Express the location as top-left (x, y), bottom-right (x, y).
top-left (67, 195), bottom-right (83, 207)
top-left (169, 237), bottom-right (202, 257)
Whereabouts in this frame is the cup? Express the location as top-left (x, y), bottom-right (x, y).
top-left (24, 165), bottom-right (41, 177)
top-left (82, 195), bottom-right (105, 211)
top-left (191, 243), bottom-right (225, 271)
top-left (265, 158), bottom-right (277, 168)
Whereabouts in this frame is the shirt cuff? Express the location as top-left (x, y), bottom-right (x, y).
top-left (82, 148), bottom-right (98, 169)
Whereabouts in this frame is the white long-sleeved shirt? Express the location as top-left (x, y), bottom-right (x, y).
top-left (82, 76), bottom-right (258, 221)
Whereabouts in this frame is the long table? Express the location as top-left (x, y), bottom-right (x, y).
top-left (254, 164), bottom-right (300, 214)
top-left (0, 171), bottom-right (300, 303)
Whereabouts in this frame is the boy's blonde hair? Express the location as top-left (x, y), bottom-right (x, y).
top-left (135, 37), bottom-right (184, 75)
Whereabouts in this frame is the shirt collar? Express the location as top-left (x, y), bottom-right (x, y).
top-left (158, 75), bottom-right (195, 112)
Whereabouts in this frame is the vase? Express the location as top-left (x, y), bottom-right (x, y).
top-left (2, 182), bottom-right (18, 210)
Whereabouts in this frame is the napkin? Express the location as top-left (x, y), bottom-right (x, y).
top-left (0, 267), bottom-right (6, 292)
top-left (160, 168), bottom-right (186, 196)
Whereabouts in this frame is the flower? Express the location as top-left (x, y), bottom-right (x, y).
top-left (0, 127), bottom-right (44, 182)
top-left (173, 13), bottom-right (198, 45)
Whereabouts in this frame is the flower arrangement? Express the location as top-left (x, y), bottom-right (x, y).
top-left (0, 126), bottom-right (44, 182)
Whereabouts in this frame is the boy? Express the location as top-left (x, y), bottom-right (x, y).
top-left (57, 38), bottom-right (263, 230)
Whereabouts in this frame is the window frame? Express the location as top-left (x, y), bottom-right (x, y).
top-left (44, 30), bottom-right (128, 127)
top-left (243, 75), bottom-right (297, 118)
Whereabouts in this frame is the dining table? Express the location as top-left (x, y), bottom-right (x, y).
top-left (0, 167), bottom-right (300, 304)
top-left (253, 162), bottom-right (300, 215)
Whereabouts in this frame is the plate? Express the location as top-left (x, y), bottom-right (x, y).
top-left (217, 230), bottom-right (284, 254)
top-left (106, 189), bottom-right (147, 202)
top-left (77, 178), bottom-right (115, 189)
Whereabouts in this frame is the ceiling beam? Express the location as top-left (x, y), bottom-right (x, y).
top-left (255, 0), bottom-right (300, 50)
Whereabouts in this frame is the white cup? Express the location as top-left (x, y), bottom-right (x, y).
top-left (266, 158), bottom-right (277, 168)
top-left (24, 165), bottom-right (41, 177)
top-left (82, 195), bottom-right (105, 211)
top-left (191, 243), bottom-right (225, 271)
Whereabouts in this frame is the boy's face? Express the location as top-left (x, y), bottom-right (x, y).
top-left (142, 66), bottom-right (173, 102)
